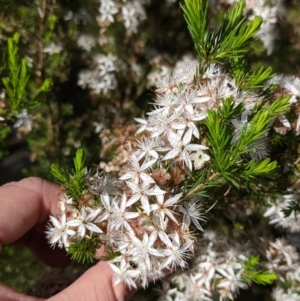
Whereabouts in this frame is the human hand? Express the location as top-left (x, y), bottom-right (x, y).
top-left (0, 177), bottom-right (137, 301)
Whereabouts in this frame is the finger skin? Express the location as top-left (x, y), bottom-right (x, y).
top-left (47, 261), bottom-right (136, 301)
top-left (0, 177), bottom-right (60, 244)
top-left (0, 177), bottom-right (70, 267)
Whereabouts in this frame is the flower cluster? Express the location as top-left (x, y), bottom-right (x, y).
top-left (263, 238), bottom-right (299, 279)
top-left (155, 235), bottom-right (300, 301)
top-left (47, 58), bottom-right (281, 290)
top-left (75, 0), bottom-right (152, 96)
top-left (264, 195), bottom-right (300, 232)
top-left (157, 231), bottom-right (251, 301)
top-left (98, 0), bottom-right (148, 34)
top-left (77, 53), bottom-right (117, 94)
top-left (262, 238), bottom-right (300, 301)
top-left (49, 62), bottom-right (242, 287)
top-left (46, 173), bottom-right (202, 288)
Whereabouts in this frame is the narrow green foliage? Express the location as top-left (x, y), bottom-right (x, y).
top-left (206, 95), bottom-right (290, 187)
top-left (242, 66), bottom-right (273, 90)
top-left (261, 83), bottom-right (279, 97)
top-left (206, 110), bottom-right (232, 164)
top-left (44, 15), bottom-right (58, 41)
top-left (0, 32), bottom-right (49, 160)
top-left (181, 0), bottom-right (262, 68)
top-left (205, 99), bottom-right (236, 174)
top-left (1, 33), bottom-right (49, 113)
top-left (74, 148), bottom-right (86, 174)
top-left (243, 256), bottom-right (278, 285)
top-left (242, 158), bottom-right (277, 180)
top-left (250, 96), bottom-right (291, 133)
top-left (0, 126), bottom-right (11, 158)
top-left (2, 33), bottom-right (29, 111)
top-left (219, 97), bottom-right (244, 120)
top-left (51, 148), bottom-right (87, 200)
top-left (231, 59), bottom-right (274, 90)
top-left (232, 96), bottom-right (291, 158)
top-left (29, 78), bottom-right (53, 108)
top-left (181, 0), bottom-right (208, 60)
top-left (68, 236), bottom-right (101, 264)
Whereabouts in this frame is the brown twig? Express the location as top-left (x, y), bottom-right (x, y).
top-left (205, 199), bottom-right (218, 214)
top-left (184, 172), bottom-right (219, 199)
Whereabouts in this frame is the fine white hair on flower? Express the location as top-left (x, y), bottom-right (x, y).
top-left (262, 237), bottom-right (299, 285)
top-left (189, 149), bottom-right (210, 170)
top-left (110, 193), bottom-right (140, 232)
top-left (231, 111), bottom-right (250, 144)
top-left (179, 200), bottom-right (205, 231)
top-left (160, 232), bottom-right (191, 270)
top-left (125, 181), bottom-right (166, 215)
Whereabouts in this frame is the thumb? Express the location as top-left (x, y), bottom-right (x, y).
top-left (46, 261), bottom-right (137, 301)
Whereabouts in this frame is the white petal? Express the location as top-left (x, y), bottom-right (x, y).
top-left (191, 217), bottom-right (204, 231)
top-left (126, 194), bottom-right (141, 207)
top-left (141, 158), bottom-right (157, 170)
top-left (86, 223), bottom-right (103, 233)
top-left (119, 172), bottom-right (134, 180)
top-left (140, 173), bottom-right (155, 184)
top-left (125, 212), bottom-right (140, 219)
top-left (165, 193), bottom-right (182, 206)
top-left (49, 216), bottom-right (62, 228)
top-left (147, 186), bottom-right (166, 195)
top-left (186, 144), bottom-right (208, 151)
top-left (126, 181), bottom-right (139, 192)
top-left (193, 96), bottom-right (211, 103)
top-left (182, 128), bottom-right (193, 145)
top-left (134, 117), bottom-right (147, 125)
top-left (140, 195), bottom-right (150, 215)
top-left (67, 219), bottom-right (82, 227)
top-left (163, 148), bottom-right (180, 161)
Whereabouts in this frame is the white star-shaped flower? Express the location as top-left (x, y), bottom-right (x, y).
top-left (150, 193), bottom-right (182, 223)
top-left (163, 129), bottom-right (208, 170)
top-left (46, 213), bottom-right (76, 249)
top-left (126, 181), bottom-right (165, 215)
top-left (109, 258), bottom-right (140, 289)
top-left (119, 154), bottom-right (155, 184)
top-left (68, 207), bottom-right (102, 238)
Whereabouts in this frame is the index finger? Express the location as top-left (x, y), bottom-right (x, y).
top-left (0, 177), bottom-right (60, 245)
